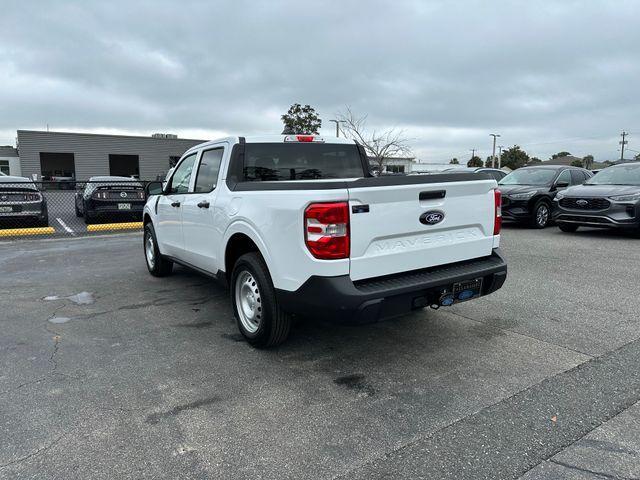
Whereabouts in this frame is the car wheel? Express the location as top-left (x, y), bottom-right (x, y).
top-left (231, 252), bottom-right (292, 348)
top-left (144, 223), bottom-right (173, 276)
top-left (531, 201), bottom-right (551, 229)
top-left (558, 223), bottom-right (578, 233)
top-left (75, 202), bottom-right (82, 217)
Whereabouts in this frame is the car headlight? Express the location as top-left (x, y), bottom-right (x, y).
top-left (509, 191), bottom-right (537, 200)
top-left (555, 191), bottom-right (566, 200)
top-left (609, 193), bottom-right (640, 202)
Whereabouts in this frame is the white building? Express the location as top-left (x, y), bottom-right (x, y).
top-left (0, 146), bottom-right (20, 176)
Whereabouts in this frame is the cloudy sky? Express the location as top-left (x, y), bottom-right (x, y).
top-left (2, 0), bottom-right (639, 163)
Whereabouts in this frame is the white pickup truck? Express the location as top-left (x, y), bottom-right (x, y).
top-left (143, 135), bottom-right (507, 347)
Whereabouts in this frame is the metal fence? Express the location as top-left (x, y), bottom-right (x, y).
top-left (0, 180), bottom-right (151, 240)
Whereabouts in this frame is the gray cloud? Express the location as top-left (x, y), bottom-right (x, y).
top-left (1, 0), bottom-right (639, 162)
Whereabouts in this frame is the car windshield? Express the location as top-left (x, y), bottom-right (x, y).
top-left (585, 163), bottom-right (640, 186)
top-left (498, 168), bottom-right (557, 186)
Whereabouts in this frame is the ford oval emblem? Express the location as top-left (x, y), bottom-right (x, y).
top-left (576, 199), bottom-right (588, 206)
top-left (120, 191), bottom-right (128, 198)
top-left (420, 210), bottom-right (445, 225)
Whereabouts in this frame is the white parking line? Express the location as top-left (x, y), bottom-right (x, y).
top-left (56, 217), bottom-right (75, 236)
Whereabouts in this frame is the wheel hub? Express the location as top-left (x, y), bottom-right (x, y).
top-left (235, 271), bottom-right (262, 334)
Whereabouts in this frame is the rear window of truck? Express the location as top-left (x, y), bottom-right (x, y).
top-left (242, 143), bottom-right (365, 181)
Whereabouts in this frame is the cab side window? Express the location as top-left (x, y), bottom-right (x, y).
top-left (168, 153), bottom-right (197, 194)
top-left (194, 148), bottom-right (224, 193)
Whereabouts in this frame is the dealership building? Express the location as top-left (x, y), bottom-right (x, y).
top-left (13, 130), bottom-right (207, 181)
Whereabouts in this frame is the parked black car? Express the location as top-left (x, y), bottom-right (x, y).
top-left (0, 175), bottom-right (49, 227)
top-left (75, 176), bottom-right (145, 224)
top-left (444, 167), bottom-right (508, 182)
top-left (553, 162), bottom-right (640, 233)
top-left (498, 165), bottom-right (592, 228)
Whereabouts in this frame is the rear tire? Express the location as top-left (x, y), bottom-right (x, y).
top-left (558, 223), bottom-right (578, 233)
top-left (144, 223), bottom-right (173, 276)
top-left (75, 203), bottom-right (82, 217)
top-left (230, 252), bottom-right (292, 348)
top-left (531, 200), bottom-right (551, 229)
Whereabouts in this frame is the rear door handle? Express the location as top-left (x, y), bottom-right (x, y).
top-left (171, 201), bottom-right (181, 207)
top-left (197, 201), bottom-right (210, 209)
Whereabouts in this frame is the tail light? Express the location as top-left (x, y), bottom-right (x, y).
top-left (93, 191), bottom-right (108, 199)
top-left (284, 135), bottom-right (325, 143)
top-left (493, 189), bottom-right (502, 235)
top-left (304, 202), bottom-right (350, 259)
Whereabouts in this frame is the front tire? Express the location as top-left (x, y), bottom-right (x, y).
top-left (558, 223), bottom-right (578, 233)
top-left (531, 200), bottom-right (551, 229)
top-left (144, 223), bottom-right (173, 277)
top-left (231, 252), bottom-right (292, 347)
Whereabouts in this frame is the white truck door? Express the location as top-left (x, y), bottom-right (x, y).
top-left (181, 146), bottom-right (226, 273)
top-left (156, 152), bottom-right (197, 257)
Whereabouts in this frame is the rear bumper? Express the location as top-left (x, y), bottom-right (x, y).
top-left (276, 249), bottom-right (507, 323)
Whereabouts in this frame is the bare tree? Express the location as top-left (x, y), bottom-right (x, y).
top-left (336, 107), bottom-right (412, 173)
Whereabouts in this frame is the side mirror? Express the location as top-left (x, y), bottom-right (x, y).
top-left (555, 181), bottom-right (569, 189)
top-left (145, 181), bottom-right (164, 196)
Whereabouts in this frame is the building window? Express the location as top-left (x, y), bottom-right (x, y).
top-left (0, 160), bottom-right (9, 175)
top-left (109, 154), bottom-right (140, 178)
top-left (386, 165), bottom-right (405, 173)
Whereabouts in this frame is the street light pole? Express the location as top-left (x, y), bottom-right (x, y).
top-left (329, 119), bottom-right (344, 137)
top-left (489, 134), bottom-right (500, 168)
top-left (498, 145), bottom-right (504, 169)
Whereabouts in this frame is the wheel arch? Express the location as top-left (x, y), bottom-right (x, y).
top-left (222, 222), bottom-right (273, 281)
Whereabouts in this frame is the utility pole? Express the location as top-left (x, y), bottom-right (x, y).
top-left (329, 119), bottom-right (345, 137)
top-left (489, 133), bottom-right (500, 168)
top-left (619, 131), bottom-right (628, 162)
top-left (470, 148), bottom-right (476, 160)
top-left (498, 145), bottom-right (504, 169)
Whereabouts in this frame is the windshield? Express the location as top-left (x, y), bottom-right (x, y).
top-left (586, 163), bottom-right (640, 186)
top-left (498, 168), bottom-right (557, 186)
top-left (242, 143), bottom-right (364, 181)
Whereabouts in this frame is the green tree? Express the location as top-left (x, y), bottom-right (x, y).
top-left (467, 156), bottom-right (483, 167)
top-left (281, 103), bottom-right (322, 134)
top-left (551, 151), bottom-right (571, 160)
top-left (500, 145), bottom-right (530, 170)
top-left (570, 159), bottom-right (583, 167)
top-left (529, 157), bottom-right (542, 163)
top-left (449, 158), bottom-right (460, 165)
top-left (484, 156), bottom-right (494, 167)
top-left (582, 155), bottom-right (594, 169)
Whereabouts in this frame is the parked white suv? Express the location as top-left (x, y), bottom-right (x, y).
top-left (143, 135), bottom-right (507, 347)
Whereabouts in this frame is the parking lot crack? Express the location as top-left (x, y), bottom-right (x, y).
top-left (447, 309), bottom-right (595, 359)
top-left (549, 458), bottom-right (638, 480)
top-left (0, 432), bottom-right (68, 470)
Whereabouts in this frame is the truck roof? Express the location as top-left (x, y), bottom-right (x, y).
top-left (184, 135), bottom-right (356, 156)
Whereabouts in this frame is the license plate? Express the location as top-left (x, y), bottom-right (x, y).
top-left (0, 206), bottom-right (13, 213)
top-left (118, 203), bottom-right (131, 210)
top-left (440, 278), bottom-right (483, 306)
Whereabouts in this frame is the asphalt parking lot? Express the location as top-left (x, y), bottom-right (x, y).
top-left (1, 226), bottom-right (639, 479)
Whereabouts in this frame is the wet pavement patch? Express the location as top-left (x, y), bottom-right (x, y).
top-left (42, 292), bottom-right (95, 305)
top-left (145, 396), bottom-right (221, 425)
top-left (334, 374), bottom-right (376, 396)
top-left (48, 317), bottom-right (70, 324)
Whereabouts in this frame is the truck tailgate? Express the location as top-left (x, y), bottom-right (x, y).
top-left (348, 177), bottom-right (497, 281)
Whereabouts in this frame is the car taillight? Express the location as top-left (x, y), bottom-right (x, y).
top-left (494, 189), bottom-right (502, 235)
top-left (93, 191), bottom-right (107, 199)
top-left (25, 193), bottom-right (41, 201)
top-left (304, 202), bottom-right (350, 259)
top-left (137, 191), bottom-right (145, 199)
